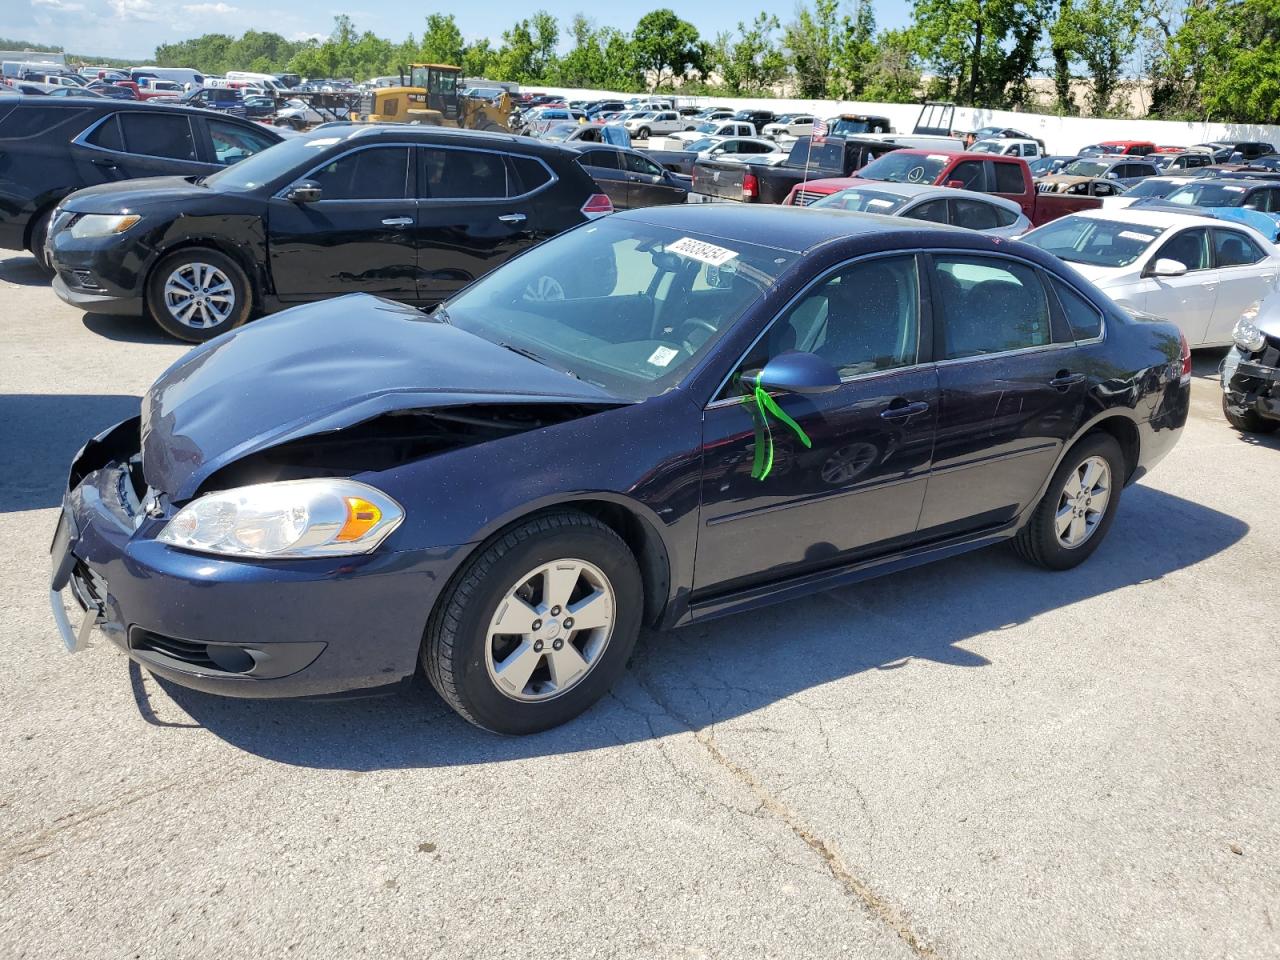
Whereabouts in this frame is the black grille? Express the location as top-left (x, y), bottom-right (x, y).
top-left (130, 629), bottom-right (218, 669)
top-left (793, 190), bottom-right (825, 206)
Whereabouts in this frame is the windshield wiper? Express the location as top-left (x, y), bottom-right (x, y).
top-left (496, 342), bottom-right (584, 381)
top-left (432, 305), bottom-right (451, 324)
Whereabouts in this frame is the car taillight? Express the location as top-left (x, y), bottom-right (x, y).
top-left (1179, 331), bottom-right (1192, 382)
top-left (743, 171), bottom-right (758, 199)
top-left (581, 193), bottom-right (614, 218)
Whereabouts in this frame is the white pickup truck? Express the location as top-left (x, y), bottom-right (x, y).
top-left (622, 111), bottom-right (686, 141)
top-left (660, 120), bottom-right (756, 148)
top-left (761, 114), bottom-right (816, 138)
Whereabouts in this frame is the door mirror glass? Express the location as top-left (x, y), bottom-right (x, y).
top-left (755, 351), bottom-right (842, 394)
top-left (286, 179), bottom-right (322, 203)
top-left (1149, 257), bottom-right (1188, 277)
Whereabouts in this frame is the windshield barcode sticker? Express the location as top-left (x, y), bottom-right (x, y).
top-left (648, 346), bottom-right (679, 367)
top-left (1119, 231), bottom-right (1156, 241)
top-left (667, 237), bottom-right (739, 266)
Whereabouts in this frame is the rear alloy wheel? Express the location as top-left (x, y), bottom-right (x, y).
top-left (422, 511), bottom-right (643, 734)
top-left (1013, 433), bottom-right (1124, 570)
top-left (146, 248), bottom-right (252, 342)
top-left (1222, 393), bottom-right (1279, 433)
top-left (636, 126), bottom-right (650, 140)
top-left (27, 207), bottom-right (55, 276)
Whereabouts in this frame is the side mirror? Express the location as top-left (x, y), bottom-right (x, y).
top-left (755, 351), bottom-right (842, 395)
top-left (946, 179), bottom-right (965, 189)
top-left (285, 179), bottom-right (322, 203)
top-left (1148, 258), bottom-right (1188, 277)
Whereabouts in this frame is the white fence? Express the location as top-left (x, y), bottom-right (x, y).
top-left (533, 85), bottom-right (1280, 156)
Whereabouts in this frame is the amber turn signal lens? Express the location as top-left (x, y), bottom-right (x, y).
top-left (336, 496), bottom-right (383, 542)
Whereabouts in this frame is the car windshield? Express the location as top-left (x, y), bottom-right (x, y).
top-left (830, 118), bottom-right (874, 135)
top-left (693, 121), bottom-right (720, 133)
top-left (811, 187), bottom-right (910, 214)
top-left (686, 137), bottom-right (716, 152)
top-left (1020, 216), bottom-right (1164, 268)
top-left (1124, 179), bottom-right (1178, 199)
top-left (1165, 182), bottom-right (1250, 207)
top-left (202, 135), bottom-right (331, 191)
top-left (440, 218), bottom-right (798, 401)
top-left (542, 123), bottom-right (579, 141)
top-left (1063, 160), bottom-right (1110, 178)
top-left (856, 152), bottom-right (947, 184)
top-left (969, 141), bottom-right (1000, 154)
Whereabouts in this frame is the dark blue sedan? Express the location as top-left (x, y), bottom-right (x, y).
top-left (51, 206), bottom-right (1191, 733)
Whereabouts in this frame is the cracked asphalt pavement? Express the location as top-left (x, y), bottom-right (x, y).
top-left (1, 248), bottom-right (1278, 959)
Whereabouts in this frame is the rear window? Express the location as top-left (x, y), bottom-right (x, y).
top-left (118, 113), bottom-right (197, 161)
top-left (509, 155), bottom-right (553, 195)
top-left (993, 162), bottom-right (1026, 194)
top-left (0, 104), bottom-right (92, 140)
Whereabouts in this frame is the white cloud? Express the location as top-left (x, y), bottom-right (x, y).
top-left (291, 31), bottom-right (326, 42)
top-left (31, 0), bottom-right (88, 11)
top-left (181, 2), bottom-right (239, 14)
top-left (106, 0), bottom-right (163, 22)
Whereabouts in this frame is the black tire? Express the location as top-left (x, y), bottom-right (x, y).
top-left (1222, 392), bottom-right (1279, 433)
top-left (1013, 432), bottom-right (1125, 571)
top-left (27, 207), bottom-right (55, 276)
top-left (422, 510), bottom-right (643, 735)
top-left (288, 116), bottom-right (305, 131)
top-left (636, 126), bottom-right (650, 140)
top-left (145, 247), bottom-right (252, 343)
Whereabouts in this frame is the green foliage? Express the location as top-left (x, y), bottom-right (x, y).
top-left (712, 13), bottom-right (786, 96)
top-left (1050, 0), bottom-right (1143, 116)
top-left (783, 0), bottom-right (839, 99)
top-left (632, 9), bottom-right (705, 91)
top-left (911, 0), bottom-right (1047, 108)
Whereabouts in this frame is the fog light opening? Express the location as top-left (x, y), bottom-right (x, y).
top-left (206, 644), bottom-right (256, 674)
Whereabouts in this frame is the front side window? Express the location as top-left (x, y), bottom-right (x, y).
top-left (903, 198), bottom-right (949, 224)
top-left (948, 160), bottom-right (986, 190)
top-left (119, 113), bottom-right (196, 161)
top-left (1152, 228), bottom-right (1210, 272)
top-left (1213, 229), bottom-right (1266, 267)
top-left (308, 146), bottom-right (409, 200)
top-left (208, 119), bottom-right (276, 165)
top-left (751, 255), bottom-right (921, 378)
top-left (933, 256), bottom-right (1052, 358)
top-left (624, 152), bottom-right (663, 177)
top-left (421, 148), bottom-right (506, 200)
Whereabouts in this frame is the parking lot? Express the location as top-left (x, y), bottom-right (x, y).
top-left (1, 243), bottom-right (1278, 959)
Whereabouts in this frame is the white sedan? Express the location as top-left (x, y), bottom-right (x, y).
top-left (761, 114), bottom-right (816, 138)
top-left (1019, 208), bottom-right (1280, 347)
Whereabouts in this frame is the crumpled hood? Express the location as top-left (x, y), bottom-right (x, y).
top-left (142, 294), bottom-right (619, 501)
top-left (61, 176), bottom-right (208, 213)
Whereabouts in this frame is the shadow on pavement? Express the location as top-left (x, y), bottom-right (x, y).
top-left (0, 393), bottom-right (140, 512)
top-left (82, 312), bottom-right (176, 345)
top-left (155, 484), bottom-right (1249, 770)
top-left (0, 255), bottom-right (49, 287)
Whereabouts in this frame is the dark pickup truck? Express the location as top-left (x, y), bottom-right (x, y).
top-left (690, 136), bottom-right (905, 205)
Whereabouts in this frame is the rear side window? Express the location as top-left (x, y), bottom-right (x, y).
top-left (309, 146), bottom-right (410, 200)
top-left (951, 198), bottom-right (1000, 231)
top-left (933, 256), bottom-right (1052, 358)
top-left (579, 149), bottom-right (618, 170)
top-left (992, 161), bottom-right (1025, 194)
top-left (1213, 229), bottom-right (1266, 267)
top-left (119, 113), bottom-right (197, 161)
top-left (1050, 277), bottom-right (1103, 340)
top-left (1, 104), bottom-right (91, 140)
top-left (508, 155), bottom-right (553, 195)
top-left (86, 114), bottom-right (124, 151)
top-left (422, 148), bottom-right (507, 200)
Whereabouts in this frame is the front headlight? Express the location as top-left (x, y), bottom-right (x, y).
top-left (157, 479), bottom-right (404, 559)
top-left (1233, 303), bottom-right (1268, 353)
top-left (69, 213), bottom-right (141, 239)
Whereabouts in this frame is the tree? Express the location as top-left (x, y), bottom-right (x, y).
top-left (784, 0), bottom-right (839, 99)
top-left (418, 14), bottom-right (464, 66)
top-left (829, 0), bottom-right (877, 99)
top-left (632, 9), bottom-right (704, 90)
top-left (1049, 0), bottom-right (1143, 116)
top-left (712, 13), bottom-right (786, 95)
top-left (910, 0), bottom-right (1047, 107)
top-left (862, 28), bottom-right (923, 103)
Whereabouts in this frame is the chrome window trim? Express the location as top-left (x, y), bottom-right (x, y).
top-left (72, 110), bottom-right (201, 163)
top-left (705, 249), bottom-right (928, 410)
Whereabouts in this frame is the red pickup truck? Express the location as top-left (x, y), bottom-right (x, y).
top-left (783, 149), bottom-right (1104, 226)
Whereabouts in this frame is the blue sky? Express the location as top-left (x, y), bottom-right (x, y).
top-left (8, 0), bottom-right (913, 61)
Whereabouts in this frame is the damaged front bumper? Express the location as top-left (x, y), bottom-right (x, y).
top-left (50, 417), bottom-right (470, 698)
top-left (1222, 347), bottom-right (1280, 423)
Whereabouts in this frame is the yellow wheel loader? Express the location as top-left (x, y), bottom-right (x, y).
top-left (352, 64), bottom-right (512, 132)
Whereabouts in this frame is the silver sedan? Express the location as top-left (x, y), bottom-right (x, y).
top-left (808, 181), bottom-right (1033, 238)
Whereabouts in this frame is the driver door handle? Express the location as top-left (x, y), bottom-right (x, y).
top-left (91, 158), bottom-right (118, 169)
top-left (497, 213), bottom-right (527, 223)
top-left (381, 217), bottom-right (413, 227)
top-left (1049, 372), bottom-right (1086, 388)
top-left (880, 400), bottom-right (930, 420)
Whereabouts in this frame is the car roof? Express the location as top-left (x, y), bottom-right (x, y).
top-left (3, 93), bottom-right (237, 120)
top-left (826, 180), bottom-right (1025, 213)
top-left (1068, 206), bottom-right (1253, 230)
top-left (612, 202), bottom-right (977, 254)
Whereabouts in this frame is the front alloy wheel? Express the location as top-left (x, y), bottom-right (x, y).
top-left (422, 510), bottom-right (642, 734)
top-left (163, 262), bottom-right (235, 331)
top-left (146, 247), bottom-right (252, 342)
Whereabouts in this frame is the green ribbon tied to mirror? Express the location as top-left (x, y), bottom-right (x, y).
top-left (740, 374), bottom-right (812, 480)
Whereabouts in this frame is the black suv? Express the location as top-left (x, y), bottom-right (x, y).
top-left (48, 124), bottom-right (613, 340)
top-left (0, 95), bottom-right (281, 272)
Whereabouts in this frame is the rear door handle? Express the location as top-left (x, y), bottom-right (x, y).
top-left (91, 158), bottom-right (118, 169)
top-left (880, 400), bottom-right (930, 420)
top-left (497, 213), bottom-right (527, 224)
top-left (381, 217), bottom-right (413, 227)
top-left (1049, 372), bottom-right (1086, 388)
